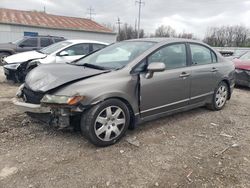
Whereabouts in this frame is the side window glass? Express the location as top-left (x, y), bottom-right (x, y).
top-left (40, 38), bottom-right (53, 47)
top-left (148, 44), bottom-right (187, 69)
top-left (92, 44), bottom-right (106, 51)
top-left (190, 44), bottom-right (213, 65)
top-left (19, 38), bottom-right (38, 47)
top-left (211, 51), bottom-right (217, 63)
top-left (133, 59), bottom-right (147, 73)
top-left (64, 44), bottom-right (90, 56)
top-left (54, 38), bottom-right (65, 43)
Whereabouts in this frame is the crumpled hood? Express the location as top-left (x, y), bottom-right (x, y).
top-left (233, 59), bottom-right (250, 70)
top-left (4, 50), bottom-right (47, 64)
top-left (25, 63), bottom-right (107, 92)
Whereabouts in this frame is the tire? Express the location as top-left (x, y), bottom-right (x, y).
top-left (207, 81), bottom-right (229, 111)
top-left (0, 52), bottom-right (10, 66)
top-left (81, 99), bottom-right (130, 147)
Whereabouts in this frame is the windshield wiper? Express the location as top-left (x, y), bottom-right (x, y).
top-left (82, 63), bottom-right (109, 70)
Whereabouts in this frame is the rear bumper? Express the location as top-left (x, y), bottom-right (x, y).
top-left (13, 97), bottom-right (50, 113)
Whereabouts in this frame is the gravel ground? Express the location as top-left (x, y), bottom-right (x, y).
top-left (0, 67), bottom-right (250, 188)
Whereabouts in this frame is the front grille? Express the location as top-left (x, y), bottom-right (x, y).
top-left (22, 87), bottom-right (44, 104)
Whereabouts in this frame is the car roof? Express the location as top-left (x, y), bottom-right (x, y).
top-left (66, 39), bottom-right (108, 45)
top-left (127, 37), bottom-right (204, 44)
top-left (24, 35), bottom-right (64, 38)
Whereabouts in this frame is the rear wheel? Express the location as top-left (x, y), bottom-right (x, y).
top-left (81, 99), bottom-right (130, 147)
top-left (0, 52), bottom-right (10, 66)
top-left (207, 81), bottom-right (229, 111)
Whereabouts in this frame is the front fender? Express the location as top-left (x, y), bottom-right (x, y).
top-left (87, 91), bottom-right (139, 114)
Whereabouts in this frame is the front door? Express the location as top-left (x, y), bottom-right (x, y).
top-left (16, 38), bottom-right (39, 52)
top-left (140, 43), bottom-right (191, 118)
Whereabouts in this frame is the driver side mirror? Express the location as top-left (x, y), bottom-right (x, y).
top-left (19, 44), bottom-right (25, 48)
top-left (145, 62), bottom-right (165, 79)
top-left (59, 51), bottom-right (69, 56)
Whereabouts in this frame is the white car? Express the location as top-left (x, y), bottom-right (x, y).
top-left (3, 40), bottom-right (108, 82)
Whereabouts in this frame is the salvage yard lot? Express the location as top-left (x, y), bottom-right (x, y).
top-left (0, 67), bottom-right (250, 188)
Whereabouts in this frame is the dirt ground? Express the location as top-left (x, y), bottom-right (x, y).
top-left (0, 67), bottom-right (250, 188)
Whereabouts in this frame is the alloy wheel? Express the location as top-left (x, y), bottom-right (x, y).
top-left (215, 85), bottom-right (228, 108)
top-left (94, 106), bottom-right (126, 141)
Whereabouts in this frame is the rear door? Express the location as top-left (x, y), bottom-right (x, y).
top-left (139, 43), bottom-right (191, 117)
top-left (55, 43), bottom-right (91, 63)
top-left (189, 43), bottom-right (219, 104)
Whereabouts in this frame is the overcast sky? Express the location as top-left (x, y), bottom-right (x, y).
top-left (1, 0), bottom-right (250, 38)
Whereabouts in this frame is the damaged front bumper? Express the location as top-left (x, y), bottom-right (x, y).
top-left (13, 96), bottom-right (85, 129)
top-left (13, 97), bottom-right (51, 113)
top-left (235, 69), bottom-right (250, 88)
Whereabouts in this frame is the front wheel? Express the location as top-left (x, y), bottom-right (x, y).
top-left (207, 81), bottom-right (229, 111)
top-left (81, 99), bottom-right (130, 147)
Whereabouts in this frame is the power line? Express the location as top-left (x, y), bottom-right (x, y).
top-left (87, 6), bottom-right (96, 20)
top-left (136, 0), bottom-right (145, 38)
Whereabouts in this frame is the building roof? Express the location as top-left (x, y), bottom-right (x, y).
top-left (0, 8), bottom-right (114, 34)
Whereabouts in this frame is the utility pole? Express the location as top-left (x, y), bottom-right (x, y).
top-left (136, 0), bottom-right (145, 38)
top-left (87, 6), bottom-right (95, 20)
top-left (116, 17), bottom-right (122, 41)
top-left (43, 0), bottom-right (46, 13)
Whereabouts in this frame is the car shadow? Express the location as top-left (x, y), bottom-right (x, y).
top-left (235, 85), bottom-right (250, 91)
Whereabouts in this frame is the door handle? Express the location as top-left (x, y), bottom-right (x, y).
top-left (211, 67), bottom-right (218, 72)
top-left (179, 72), bottom-right (190, 78)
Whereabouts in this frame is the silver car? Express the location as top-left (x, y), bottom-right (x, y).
top-left (14, 38), bottom-right (235, 147)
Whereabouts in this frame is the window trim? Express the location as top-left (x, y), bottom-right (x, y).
top-left (188, 42), bottom-right (218, 66)
top-left (131, 42), bottom-right (189, 74)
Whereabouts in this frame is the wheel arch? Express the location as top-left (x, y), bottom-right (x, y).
top-left (89, 95), bottom-right (137, 130)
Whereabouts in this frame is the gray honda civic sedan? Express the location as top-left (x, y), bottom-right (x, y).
top-left (14, 38), bottom-right (235, 146)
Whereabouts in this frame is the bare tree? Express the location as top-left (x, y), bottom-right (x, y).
top-left (204, 25), bottom-right (250, 47)
top-left (177, 32), bottom-right (195, 39)
top-left (101, 22), bottom-right (116, 32)
top-left (154, 25), bottom-right (176, 37)
top-left (117, 23), bottom-right (145, 41)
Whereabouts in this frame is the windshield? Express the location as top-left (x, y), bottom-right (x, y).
top-left (40, 41), bottom-right (72, 54)
top-left (12, 38), bottom-right (24, 44)
top-left (75, 41), bottom-right (155, 69)
top-left (239, 52), bottom-right (250, 60)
